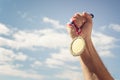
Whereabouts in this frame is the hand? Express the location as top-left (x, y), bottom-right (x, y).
top-left (67, 12), bottom-right (93, 39)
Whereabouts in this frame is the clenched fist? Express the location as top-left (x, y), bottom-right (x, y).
top-left (67, 12), bottom-right (93, 40)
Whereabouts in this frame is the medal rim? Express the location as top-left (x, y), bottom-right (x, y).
top-left (70, 36), bottom-right (85, 56)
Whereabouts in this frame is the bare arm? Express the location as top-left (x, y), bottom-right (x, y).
top-left (67, 12), bottom-right (114, 80)
top-left (80, 38), bottom-right (114, 80)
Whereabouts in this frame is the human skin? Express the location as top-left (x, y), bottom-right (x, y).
top-left (67, 12), bottom-right (114, 80)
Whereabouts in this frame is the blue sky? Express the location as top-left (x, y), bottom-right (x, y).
top-left (0, 0), bottom-right (120, 80)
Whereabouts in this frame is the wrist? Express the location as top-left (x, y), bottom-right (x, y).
top-left (85, 37), bottom-right (92, 42)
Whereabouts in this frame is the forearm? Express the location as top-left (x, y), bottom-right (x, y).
top-left (80, 38), bottom-right (114, 80)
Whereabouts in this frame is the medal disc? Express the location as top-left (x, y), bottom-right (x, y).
top-left (70, 36), bottom-right (85, 56)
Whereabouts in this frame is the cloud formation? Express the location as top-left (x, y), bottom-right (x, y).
top-left (92, 31), bottom-right (116, 57)
top-left (55, 70), bottom-right (83, 80)
top-left (109, 24), bottom-right (120, 32)
top-left (0, 23), bottom-right (10, 35)
top-left (0, 64), bottom-right (44, 80)
top-left (0, 47), bottom-right (27, 63)
top-left (0, 17), bottom-right (118, 80)
top-left (0, 48), bottom-right (44, 80)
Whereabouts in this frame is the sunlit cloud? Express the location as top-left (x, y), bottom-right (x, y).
top-left (0, 18), bottom-right (117, 57)
top-left (100, 24), bottom-right (120, 32)
top-left (0, 23), bottom-right (10, 35)
top-left (0, 27), bottom-right (69, 50)
top-left (0, 47), bottom-right (28, 63)
top-left (92, 31), bottom-right (116, 57)
top-left (109, 24), bottom-right (120, 32)
top-left (43, 17), bottom-right (65, 29)
top-left (55, 70), bottom-right (83, 80)
top-left (0, 64), bottom-right (44, 80)
top-left (45, 47), bottom-right (80, 69)
top-left (31, 60), bottom-right (42, 68)
top-left (0, 47), bottom-right (44, 80)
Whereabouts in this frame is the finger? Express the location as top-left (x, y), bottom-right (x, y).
top-left (71, 13), bottom-right (82, 21)
top-left (66, 22), bottom-right (76, 31)
top-left (71, 13), bottom-right (86, 27)
top-left (83, 12), bottom-right (92, 18)
top-left (66, 24), bottom-right (78, 39)
top-left (71, 16), bottom-right (79, 21)
top-left (74, 13), bottom-right (81, 17)
top-left (83, 12), bottom-right (92, 23)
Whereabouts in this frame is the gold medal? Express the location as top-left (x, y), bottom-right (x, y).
top-left (70, 36), bottom-right (85, 56)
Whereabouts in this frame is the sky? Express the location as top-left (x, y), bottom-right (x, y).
top-left (0, 0), bottom-right (120, 80)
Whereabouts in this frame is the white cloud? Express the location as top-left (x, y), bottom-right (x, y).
top-left (0, 23), bottom-right (10, 35)
top-left (0, 37), bottom-right (12, 46)
top-left (0, 64), bottom-right (44, 80)
top-left (0, 47), bottom-right (15, 63)
top-left (0, 18), bottom-right (117, 58)
top-left (100, 24), bottom-right (120, 32)
top-left (55, 70), bottom-right (83, 80)
top-left (92, 31), bottom-right (115, 46)
top-left (15, 52), bottom-right (28, 61)
top-left (92, 31), bottom-right (116, 57)
top-left (0, 47), bottom-right (44, 80)
top-left (0, 47), bottom-right (28, 63)
top-left (109, 24), bottom-right (120, 32)
top-left (49, 48), bottom-right (78, 62)
top-left (0, 18), bottom-right (69, 50)
top-left (43, 17), bottom-right (65, 29)
top-left (99, 50), bottom-right (114, 57)
top-left (45, 58), bottom-right (65, 68)
top-left (31, 60), bottom-right (42, 68)
top-left (45, 48), bottom-right (79, 69)
top-left (0, 28), bottom-right (70, 50)
top-left (0, 18), bottom-right (116, 73)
